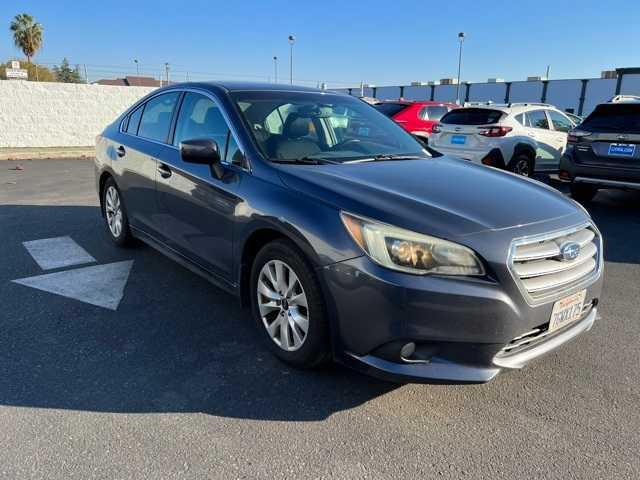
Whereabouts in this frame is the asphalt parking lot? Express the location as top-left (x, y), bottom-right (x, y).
top-left (1, 159), bottom-right (639, 479)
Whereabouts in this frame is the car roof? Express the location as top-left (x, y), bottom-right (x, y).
top-left (458, 102), bottom-right (562, 115)
top-left (156, 81), bottom-right (337, 95)
top-left (376, 100), bottom-right (457, 107)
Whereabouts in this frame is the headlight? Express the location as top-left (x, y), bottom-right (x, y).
top-left (341, 212), bottom-right (485, 276)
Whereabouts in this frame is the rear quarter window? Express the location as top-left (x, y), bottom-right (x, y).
top-left (125, 105), bottom-right (144, 135)
top-left (440, 108), bottom-right (503, 125)
top-left (581, 104), bottom-right (640, 134)
top-left (420, 106), bottom-right (449, 121)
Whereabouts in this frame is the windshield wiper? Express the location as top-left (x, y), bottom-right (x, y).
top-left (272, 156), bottom-right (338, 165)
top-left (346, 154), bottom-right (427, 163)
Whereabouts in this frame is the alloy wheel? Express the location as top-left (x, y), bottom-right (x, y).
top-left (513, 158), bottom-right (531, 177)
top-left (257, 260), bottom-right (309, 351)
top-left (105, 186), bottom-right (123, 238)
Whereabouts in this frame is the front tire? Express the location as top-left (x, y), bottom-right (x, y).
top-left (570, 183), bottom-right (598, 203)
top-left (102, 178), bottom-right (134, 246)
top-left (250, 239), bottom-right (330, 368)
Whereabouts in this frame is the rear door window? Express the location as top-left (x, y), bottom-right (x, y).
top-left (547, 110), bottom-right (573, 132)
top-left (138, 92), bottom-right (180, 142)
top-left (440, 108), bottom-right (503, 125)
top-left (126, 105), bottom-right (144, 135)
top-left (526, 110), bottom-right (550, 130)
top-left (580, 104), bottom-right (640, 134)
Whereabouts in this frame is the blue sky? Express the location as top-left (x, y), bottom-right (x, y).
top-left (2, 0), bottom-right (639, 86)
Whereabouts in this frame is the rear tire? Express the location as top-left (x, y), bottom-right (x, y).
top-left (507, 153), bottom-right (534, 177)
top-left (102, 178), bottom-right (135, 247)
top-left (250, 239), bottom-right (330, 368)
top-left (570, 183), bottom-right (598, 203)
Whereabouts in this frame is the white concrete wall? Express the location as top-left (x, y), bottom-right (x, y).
top-left (0, 80), bottom-right (156, 148)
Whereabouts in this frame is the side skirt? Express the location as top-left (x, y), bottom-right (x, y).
top-left (130, 226), bottom-right (239, 298)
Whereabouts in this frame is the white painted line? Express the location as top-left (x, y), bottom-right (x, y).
top-left (12, 260), bottom-right (134, 311)
top-left (23, 236), bottom-right (96, 270)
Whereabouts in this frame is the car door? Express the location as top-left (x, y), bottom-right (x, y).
top-left (111, 92), bottom-right (180, 236)
top-left (524, 109), bottom-right (558, 172)
top-left (546, 109), bottom-right (574, 165)
top-left (154, 90), bottom-right (244, 280)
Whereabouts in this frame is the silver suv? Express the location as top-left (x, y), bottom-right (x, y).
top-left (429, 103), bottom-right (578, 176)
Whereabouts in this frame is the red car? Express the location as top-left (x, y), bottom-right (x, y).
top-left (374, 100), bottom-right (458, 141)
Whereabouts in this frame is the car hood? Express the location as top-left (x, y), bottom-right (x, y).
top-left (277, 156), bottom-right (584, 238)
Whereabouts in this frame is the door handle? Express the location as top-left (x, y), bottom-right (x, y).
top-left (157, 163), bottom-right (172, 179)
top-left (116, 145), bottom-right (126, 157)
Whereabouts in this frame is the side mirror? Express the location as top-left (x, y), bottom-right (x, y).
top-left (180, 138), bottom-right (224, 179)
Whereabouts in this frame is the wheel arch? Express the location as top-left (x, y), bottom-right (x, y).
top-left (237, 225), bottom-right (321, 308)
top-left (98, 171), bottom-right (114, 217)
top-left (512, 142), bottom-right (536, 162)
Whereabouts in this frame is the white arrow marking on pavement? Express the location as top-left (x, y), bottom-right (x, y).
top-left (12, 260), bottom-right (134, 311)
top-left (23, 236), bottom-right (96, 270)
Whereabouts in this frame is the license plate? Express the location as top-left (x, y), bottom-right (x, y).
top-left (608, 143), bottom-right (636, 157)
top-left (451, 135), bottom-right (466, 145)
top-left (549, 290), bottom-right (586, 332)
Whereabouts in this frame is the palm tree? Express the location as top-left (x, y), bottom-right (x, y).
top-left (9, 13), bottom-right (43, 64)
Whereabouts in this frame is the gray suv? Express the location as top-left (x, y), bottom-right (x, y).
top-left (95, 82), bottom-right (604, 383)
top-left (561, 96), bottom-right (640, 201)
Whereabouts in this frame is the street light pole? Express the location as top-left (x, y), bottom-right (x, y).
top-left (164, 62), bottom-right (170, 86)
top-left (273, 56), bottom-right (278, 83)
top-left (288, 35), bottom-right (296, 85)
top-left (456, 32), bottom-right (465, 105)
top-left (134, 59), bottom-right (139, 75)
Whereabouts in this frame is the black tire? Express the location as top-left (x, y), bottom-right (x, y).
top-left (507, 153), bottom-right (535, 177)
top-left (570, 183), bottom-right (598, 203)
top-left (250, 239), bottom-right (330, 368)
top-left (102, 178), bottom-right (135, 247)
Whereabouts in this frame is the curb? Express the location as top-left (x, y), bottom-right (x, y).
top-left (0, 147), bottom-right (95, 161)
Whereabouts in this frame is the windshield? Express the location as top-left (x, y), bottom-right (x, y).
top-left (230, 91), bottom-right (427, 162)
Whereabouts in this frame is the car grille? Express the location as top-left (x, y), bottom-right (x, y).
top-left (509, 224), bottom-right (602, 304)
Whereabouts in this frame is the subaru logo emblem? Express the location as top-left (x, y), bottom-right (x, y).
top-left (559, 242), bottom-right (580, 261)
top-left (618, 134), bottom-right (628, 141)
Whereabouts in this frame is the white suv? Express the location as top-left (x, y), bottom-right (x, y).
top-left (429, 103), bottom-right (578, 176)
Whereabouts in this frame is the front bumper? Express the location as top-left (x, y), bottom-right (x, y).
top-left (322, 254), bottom-right (602, 384)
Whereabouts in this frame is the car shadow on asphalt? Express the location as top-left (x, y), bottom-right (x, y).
top-left (0, 204), bottom-right (398, 422)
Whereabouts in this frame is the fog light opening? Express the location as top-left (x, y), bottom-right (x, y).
top-left (400, 342), bottom-right (433, 364)
top-left (400, 342), bottom-right (415, 358)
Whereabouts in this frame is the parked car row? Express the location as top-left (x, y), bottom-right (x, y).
top-left (96, 82), bottom-right (604, 384)
top-left (374, 95), bottom-right (640, 204)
